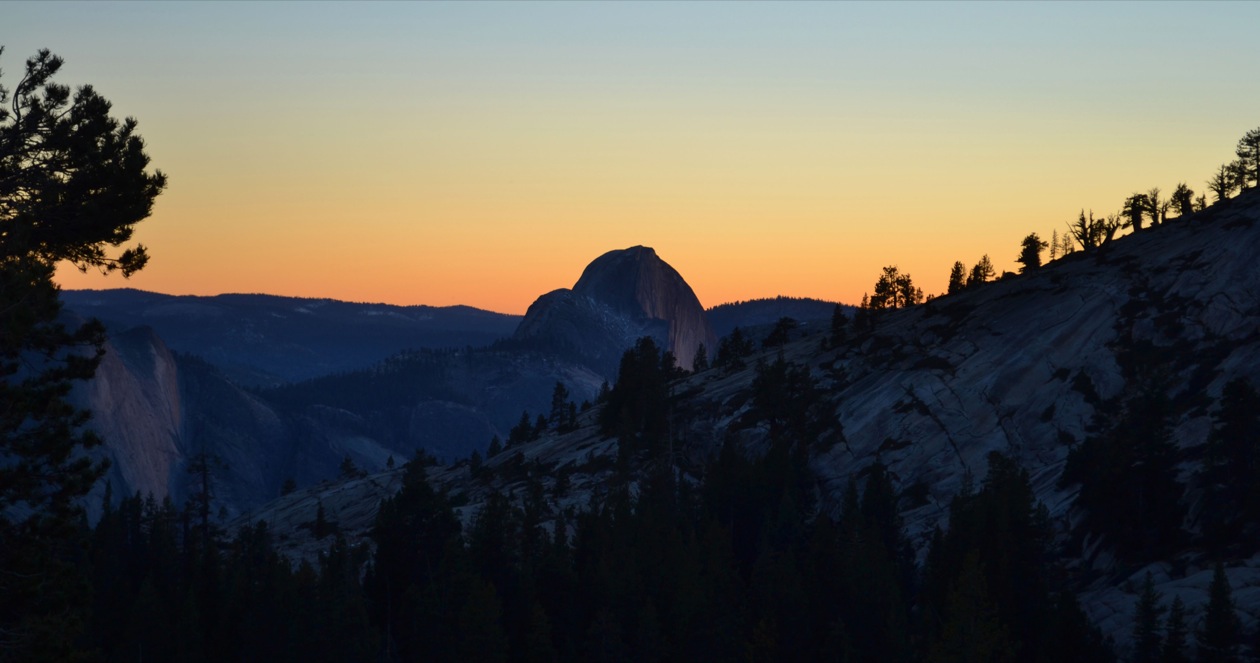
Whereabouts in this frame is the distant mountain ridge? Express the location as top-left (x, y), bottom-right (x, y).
top-left (61, 288), bottom-right (522, 386)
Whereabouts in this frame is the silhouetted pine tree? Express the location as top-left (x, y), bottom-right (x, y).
top-left (1132, 574), bottom-right (1165, 663)
top-left (1198, 562), bottom-right (1240, 663)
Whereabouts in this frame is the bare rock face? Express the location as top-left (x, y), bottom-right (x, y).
top-left (77, 326), bottom-right (184, 514)
top-left (515, 246), bottom-right (717, 374)
top-left (72, 326), bottom-right (396, 520)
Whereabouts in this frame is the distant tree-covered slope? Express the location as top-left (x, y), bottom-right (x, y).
top-left (707, 295), bottom-right (850, 338)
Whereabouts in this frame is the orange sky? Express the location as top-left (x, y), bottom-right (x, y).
top-left (10, 2), bottom-right (1257, 314)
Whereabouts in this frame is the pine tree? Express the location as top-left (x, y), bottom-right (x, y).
top-left (1124, 193), bottom-right (1150, 231)
top-left (487, 435), bottom-right (503, 458)
top-left (1016, 233), bottom-right (1048, 273)
top-left (947, 261), bottom-right (967, 294)
top-left (829, 304), bottom-right (849, 346)
top-left (508, 411), bottom-right (534, 447)
top-left (339, 454), bottom-right (360, 479)
top-left (692, 342), bottom-right (709, 372)
top-left (1162, 596), bottom-right (1188, 663)
top-left (926, 553), bottom-right (1016, 663)
top-left (1060, 389), bottom-right (1185, 562)
top-left (1132, 573), bottom-right (1165, 663)
top-left (967, 255), bottom-right (995, 288)
top-left (1, 47), bottom-right (165, 660)
top-left (762, 317), bottom-right (798, 348)
top-left (549, 381), bottom-right (571, 430)
top-left (1237, 127), bottom-right (1260, 190)
top-left (1208, 163), bottom-right (1237, 202)
top-left (1198, 562), bottom-right (1240, 662)
top-left (364, 453), bottom-right (464, 661)
top-left (1170, 183), bottom-right (1196, 218)
top-left (1147, 187), bottom-right (1167, 227)
top-left (1198, 378), bottom-right (1260, 547)
top-left (853, 294), bottom-right (873, 332)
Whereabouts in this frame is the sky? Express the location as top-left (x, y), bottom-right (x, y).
top-left (7, 1), bottom-right (1259, 314)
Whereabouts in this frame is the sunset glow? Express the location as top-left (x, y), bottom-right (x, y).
top-left (9, 1), bottom-right (1257, 313)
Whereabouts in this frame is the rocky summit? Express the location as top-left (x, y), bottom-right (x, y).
top-left (515, 246), bottom-right (718, 373)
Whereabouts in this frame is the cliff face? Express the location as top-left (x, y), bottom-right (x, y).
top-left (77, 326), bottom-right (184, 513)
top-left (516, 246), bottom-right (718, 373)
top-left (72, 327), bottom-right (397, 520)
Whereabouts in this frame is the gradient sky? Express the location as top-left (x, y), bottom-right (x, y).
top-left (8, 1), bottom-right (1259, 314)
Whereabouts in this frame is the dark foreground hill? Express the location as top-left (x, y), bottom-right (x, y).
top-left (250, 189), bottom-right (1260, 657)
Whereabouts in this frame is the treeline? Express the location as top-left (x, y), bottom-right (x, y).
top-left (850, 126), bottom-right (1260, 317)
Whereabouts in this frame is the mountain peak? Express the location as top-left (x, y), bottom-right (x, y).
top-left (516, 246), bottom-right (717, 372)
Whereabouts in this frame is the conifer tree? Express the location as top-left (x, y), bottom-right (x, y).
top-left (926, 553), bottom-right (1015, 663)
top-left (1237, 127), bottom-right (1260, 190)
top-left (1124, 193), bottom-right (1150, 231)
top-left (1132, 573), bottom-right (1165, 663)
top-left (365, 453), bottom-right (464, 661)
top-left (1, 47), bottom-right (165, 660)
top-left (1016, 233), bottom-right (1048, 273)
top-left (1208, 163), bottom-right (1237, 202)
top-left (507, 411), bottom-right (533, 447)
top-left (762, 317), bottom-right (798, 348)
top-left (692, 342), bottom-right (709, 372)
top-left (1198, 562), bottom-right (1240, 663)
top-left (853, 294), bottom-right (873, 331)
top-left (1147, 187), bottom-right (1168, 227)
top-left (967, 255), bottom-right (995, 288)
top-left (829, 304), bottom-right (848, 346)
top-left (1163, 596), bottom-right (1188, 663)
top-left (549, 381), bottom-right (571, 430)
top-left (1198, 378), bottom-right (1260, 548)
top-left (947, 261), bottom-right (967, 294)
top-left (1170, 183), bottom-right (1196, 218)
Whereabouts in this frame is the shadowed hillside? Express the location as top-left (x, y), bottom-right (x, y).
top-left (253, 188), bottom-right (1260, 658)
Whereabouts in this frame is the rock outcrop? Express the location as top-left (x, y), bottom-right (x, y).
top-left (72, 327), bottom-right (397, 520)
top-left (515, 246), bottom-right (717, 373)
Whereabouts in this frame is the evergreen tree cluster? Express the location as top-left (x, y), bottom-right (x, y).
top-left (1060, 377), bottom-right (1260, 564)
top-left (1196, 378), bottom-right (1260, 552)
top-left (868, 265), bottom-right (924, 311)
top-left (1060, 387), bottom-right (1187, 563)
top-left (351, 447), bottom-right (1113, 662)
top-left (86, 491), bottom-right (376, 662)
top-left (56, 344), bottom-right (1130, 662)
top-left (598, 337), bottom-right (683, 459)
top-left (1129, 561), bottom-right (1246, 663)
top-left (714, 326), bottom-right (756, 371)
